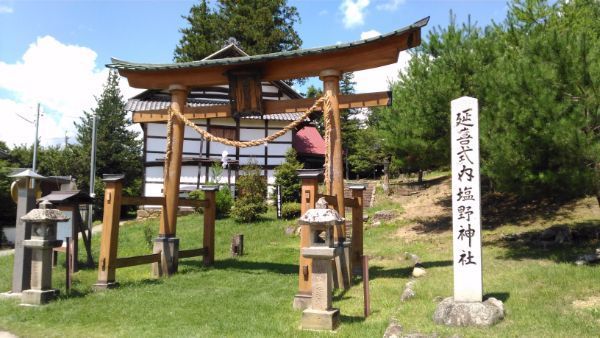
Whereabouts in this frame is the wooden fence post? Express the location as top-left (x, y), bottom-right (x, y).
top-left (93, 174), bottom-right (124, 290)
top-left (202, 186), bottom-right (218, 266)
top-left (293, 169), bottom-right (322, 310)
top-left (349, 184), bottom-right (366, 276)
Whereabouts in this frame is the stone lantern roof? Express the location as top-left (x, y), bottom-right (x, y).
top-left (21, 200), bottom-right (68, 224)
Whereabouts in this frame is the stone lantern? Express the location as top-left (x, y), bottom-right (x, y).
top-left (298, 198), bottom-right (344, 331)
top-left (20, 200), bottom-right (67, 305)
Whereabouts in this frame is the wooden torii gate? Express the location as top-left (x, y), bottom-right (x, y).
top-left (107, 16), bottom-right (427, 291)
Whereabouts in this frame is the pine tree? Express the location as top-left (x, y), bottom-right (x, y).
top-left (73, 70), bottom-right (143, 214)
top-left (174, 0), bottom-right (302, 62)
top-left (274, 148), bottom-right (303, 203)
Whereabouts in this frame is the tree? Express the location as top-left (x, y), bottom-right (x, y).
top-left (73, 70), bottom-right (143, 215)
top-left (479, 0), bottom-right (599, 200)
top-left (174, 0), bottom-right (302, 62)
top-left (0, 141), bottom-right (15, 232)
top-left (371, 15), bottom-right (482, 182)
top-left (274, 148), bottom-right (303, 203)
top-left (231, 161), bottom-right (268, 222)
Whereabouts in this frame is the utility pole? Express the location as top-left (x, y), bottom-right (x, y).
top-left (88, 112), bottom-right (98, 239)
top-left (31, 103), bottom-right (41, 188)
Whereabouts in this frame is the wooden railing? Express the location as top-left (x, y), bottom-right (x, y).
top-left (94, 174), bottom-right (216, 290)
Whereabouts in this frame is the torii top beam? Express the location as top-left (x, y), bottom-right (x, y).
top-left (107, 17), bottom-right (429, 89)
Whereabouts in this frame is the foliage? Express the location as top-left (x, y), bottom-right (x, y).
top-left (143, 223), bottom-right (155, 250)
top-left (210, 162), bottom-right (224, 184)
top-left (479, 0), bottom-right (599, 200)
top-left (231, 161), bottom-right (267, 222)
top-left (215, 186), bottom-right (233, 218)
top-left (174, 0), bottom-right (302, 62)
top-left (281, 202), bottom-right (300, 219)
top-left (371, 14), bottom-right (481, 182)
top-left (274, 148), bottom-right (303, 203)
top-left (73, 70), bottom-right (143, 216)
top-left (0, 142), bottom-right (14, 225)
top-left (371, 0), bottom-right (599, 198)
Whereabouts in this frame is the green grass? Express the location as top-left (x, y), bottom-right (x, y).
top-left (0, 203), bottom-right (599, 337)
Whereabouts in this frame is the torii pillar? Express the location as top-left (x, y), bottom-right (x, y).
top-left (154, 84), bottom-right (188, 276)
top-left (320, 69), bottom-right (346, 225)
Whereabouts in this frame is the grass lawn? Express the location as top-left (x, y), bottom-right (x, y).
top-left (0, 179), bottom-right (599, 337)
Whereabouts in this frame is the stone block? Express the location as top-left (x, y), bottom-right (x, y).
top-left (433, 297), bottom-right (504, 327)
top-left (301, 308), bottom-right (340, 331)
top-left (21, 289), bottom-right (58, 305)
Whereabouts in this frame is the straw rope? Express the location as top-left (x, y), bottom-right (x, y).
top-left (163, 94), bottom-right (333, 187)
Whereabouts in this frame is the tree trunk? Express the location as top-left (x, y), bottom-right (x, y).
top-left (418, 170), bottom-right (424, 184)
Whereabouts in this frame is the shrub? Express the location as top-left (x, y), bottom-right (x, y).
top-left (281, 202), bottom-right (301, 220)
top-left (274, 148), bottom-right (303, 203)
top-left (188, 186), bottom-right (233, 218)
top-left (215, 186), bottom-right (233, 218)
top-left (231, 161), bottom-right (267, 222)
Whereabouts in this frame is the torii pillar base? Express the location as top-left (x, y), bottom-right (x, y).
top-left (152, 237), bottom-right (179, 277)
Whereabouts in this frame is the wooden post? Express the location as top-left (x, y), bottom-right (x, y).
top-left (349, 185), bottom-right (366, 276)
top-left (202, 186), bottom-right (217, 266)
top-left (362, 255), bottom-right (370, 317)
top-left (159, 84), bottom-right (188, 237)
top-left (320, 69), bottom-right (345, 236)
top-left (154, 84), bottom-right (188, 277)
top-left (94, 174), bottom-right (124, 290)
top-left (293, 169), bottom-right (322, 310)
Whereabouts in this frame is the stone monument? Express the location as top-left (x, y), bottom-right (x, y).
top-left (20, 200), bottom-right (67, 305)
top-left (434, 96), bottom-right (504, 326)
top-left (299, 198), bottom-right (343, 331)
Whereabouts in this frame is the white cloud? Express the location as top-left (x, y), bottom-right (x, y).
top-left (0, 5), bottom-right (13, 14)
top-left (376, 0), bottom-right (405, 11)
top-left (0, 36), bottom-right (141, 147)
top-left (318, 9), bottom-right (328, 16)
top-left (360, 29), bottom-right (381, 40)
top-left (340, 0), bottom-right (370, 28)
top-left (353, 51), bottom-right (411, 93)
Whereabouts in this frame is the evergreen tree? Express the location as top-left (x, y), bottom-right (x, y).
top-left (0, 141), bottom-right (14, 228)
top-left (274, 148), bottom-right (303, 203)
top-left (73, 70), bottom-right (143, 214)
top-left (174, 0), bottom-right (302, 62)
top-left (371, 15), bottom-right (482, 182)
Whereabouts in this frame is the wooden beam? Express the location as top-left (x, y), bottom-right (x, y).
top-left (132, 92), bottom-right (391, 123)
top-left (121, 196), bottom-right (206, 208)
top-left (116, 253), bottom-right (161, 268)
top-left (178, 248), bottom-right (207, 259)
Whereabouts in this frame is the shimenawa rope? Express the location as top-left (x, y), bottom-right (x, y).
top-left (163, 94), bottom-right (333, 188)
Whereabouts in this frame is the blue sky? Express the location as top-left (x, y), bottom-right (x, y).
top-left (0, 0), bottom-right (508, 146)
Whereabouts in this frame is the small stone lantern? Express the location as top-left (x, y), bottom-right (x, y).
top-left (298, 198), bottom-right (344, 331)
top-left (20, 200), bottom-right (67, 305)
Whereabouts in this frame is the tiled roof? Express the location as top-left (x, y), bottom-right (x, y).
top-left (108, 17), bottom-right (429, 72)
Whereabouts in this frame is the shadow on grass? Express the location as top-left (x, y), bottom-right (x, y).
top-left (341, 314), bottom-right (366, 323)
top-left (369, 260), bottom-right (452, 280)
top-left (488, 221), bottom-right (600, 263)
top-left (179, 258), bottom-right (297, 275)
top-left (484, 292), bottom-right (510, 302)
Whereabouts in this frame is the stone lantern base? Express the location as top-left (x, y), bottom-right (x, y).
top-left (301, 308), bottom-right (340, 331)
top-left (21, 289), bottom-right (59, 306)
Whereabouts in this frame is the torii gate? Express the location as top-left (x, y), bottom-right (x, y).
top-left (107, 16), bottom-right (428, 288)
